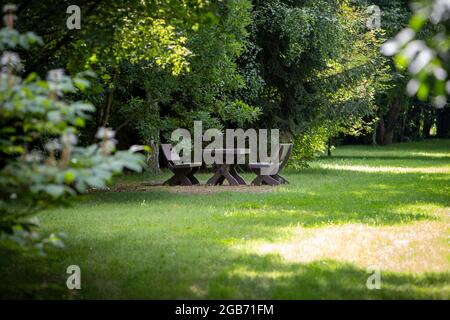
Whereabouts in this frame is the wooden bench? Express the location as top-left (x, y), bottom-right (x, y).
top-left (161, 144), bottom-right (201, 186)
top-left (248, 143), bottom-right (292, 186)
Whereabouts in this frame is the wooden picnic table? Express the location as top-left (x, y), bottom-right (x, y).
top-left (206, 148), bottom-right (250, 186)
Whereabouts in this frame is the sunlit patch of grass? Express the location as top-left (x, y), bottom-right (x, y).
top-left (315, 163), bottom-right (450, 174)
top-left (412, 152), bottom-right (450, 158)
top-left (325, 140), bottom-right (450, 159)
top-left (239, 219), bottom-right (449, 274)
top-left (393, 203), bottom-right (448, 216)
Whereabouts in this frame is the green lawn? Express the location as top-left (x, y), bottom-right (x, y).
top-left (1, 140), bottom-right (449, 299)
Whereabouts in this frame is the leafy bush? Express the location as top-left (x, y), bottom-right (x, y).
top-left (0, 4), bottom-right (145, 255)
top-left (290, 126), bottom-right (329, 168)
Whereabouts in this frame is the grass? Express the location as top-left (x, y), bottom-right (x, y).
top-left (0, 140), bottom-right (449, 299)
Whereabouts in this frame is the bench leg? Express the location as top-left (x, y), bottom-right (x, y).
top-left (179, 176), bottom-right (193, 186)
top-left (188, 175), bottom-right (200, 185)
top-left (263, 175), bottom-right (280, 186)
top-left (164, 168), bottom-right (193, 186)
top-left (272, 174), bottom-right (289, 184)
top-left (251, 175), bottom-right (264, 186)
top-left (252, 174), bottom-right (280, 186)
top-left (163, 175), bottom-right (178, 186)
top-left (187, 167), bottom-right (200, 185)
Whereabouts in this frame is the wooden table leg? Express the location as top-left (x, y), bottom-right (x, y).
top-left (208, 164), bottom-right (240, 186)
top-left (217, 176), bottom-right (225, 185)
top-left (206, 165), bottom-right (221, 186)
top-left (207, 171), bottom-right (222, 185)
top-left (222, 164), bottom-right (239, 186)
top-left (251, 175), bottom-right (264, 186)
top-left (230, 165), bottom-right (247, 185)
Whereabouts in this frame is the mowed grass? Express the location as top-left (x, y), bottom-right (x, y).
top-left (1, 140), bottom-right (449, 299)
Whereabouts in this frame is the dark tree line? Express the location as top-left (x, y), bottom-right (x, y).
top-left (7, 0), bottom-right (450, 169)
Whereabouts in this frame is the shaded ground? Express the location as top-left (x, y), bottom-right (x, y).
top-left (109, 180), bottom-right (277, 194)
top-left (0, 140), bottom-right (449, 299)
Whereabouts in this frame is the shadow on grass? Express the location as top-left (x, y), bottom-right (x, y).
top-left (75, 168), bottom-right (446, 229)
top-left (0, 252), bottom-right (67, 299)
top-left (79, 189), bottom-right (438, 229)
top-left (2, 247), bottom-right (448, 299)
top-left (208, 254), bottom-right (450, 299)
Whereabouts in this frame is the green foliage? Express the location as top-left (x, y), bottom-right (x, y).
top-left (0, 10), bottom-right (145, 255)
top-left (157, 0), bottom-right (259, 132)
top-left (240, 0), bottom-right (391, 162)
top-left (102, 0), bottom-right (259, 146)
top-left (381, 0), bottom-right (449, 108)
top-left (290, 126), bottom-right (329, 168)
top-left (0, 27), bottom-right (43, 50)
top-left (115, 17), bottom-right (192, 75)
top-left (220, 99), bottom-right (262, 128)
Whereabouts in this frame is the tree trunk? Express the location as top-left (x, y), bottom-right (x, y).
top-left (436, 107), bottom-right (450, 138)
top-left (146, 92), bottom-right (161, 174)
top-left (399, 113), bottom-right (406, 142)
top-left (372, 122), bottom-right (377, 145)
top-left (327, 138), bottom-right (332, 157)
top-left (423, 107), bottom-right (432, 139)
top-left (376, 112), bottom-right (385, 145)
top-left (148, 139), bottom-right (160, 174)
top-left (92, 87), bottom-right (114, 144)
top-left (377, 97), bottom-right (402, 145)
top-left (101, 88), bottom-right (114, 127)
